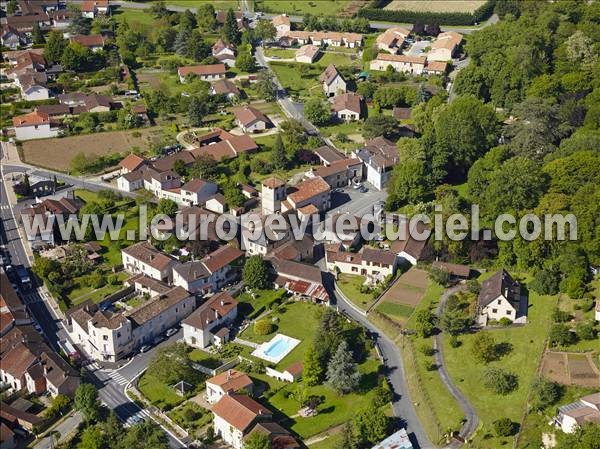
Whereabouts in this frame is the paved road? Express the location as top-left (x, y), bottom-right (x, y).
top-left (325, 277), bottom-right (435, 449)
top-left (433, 285), bottom-right (479, 447)
top-left (113, 1), bottom-right (498, 34)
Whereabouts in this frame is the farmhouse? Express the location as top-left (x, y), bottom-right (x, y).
top-left (370, 53), bottom-right (426, 75)
top-left (314, 145), bottom-right (346, 165)
top-left (326, 243), bottom-right (397, 285)
top-left (212, 39), bottom-right (236, 67)
top-left (81, 0), bottom-right (111, 18)
top-left (272, 14), bottom-right (291, 39)
top-left (232, 106), bottom-right (273, 133)
top-left (178, 64), bottom-right (226, 83)
top-left (20, 196), bottom-right (82, 246)
top-left (295, 44), bottom-right (320, 64)
top-left (205, 370), bottom-right (254, 404)
top-left (118, 153), bottom-right (147, 174)
top-left (182, 292), bottom-right (238, 350)
top-left (388, 216), bottom-right (431, 265)
top-left (270, 257), bottom-right (329, 303)
top-left (332, 92), bottom-right (364, 121)
top-left (320, 64), bottom-right (346, 97)
top-left (476, 268), bottom-right (527, 325)
top-left (16, 72), bottom-right (49, 101)
top-left (1, 25), bottom-right (29, 49)
top-left (12, 111), bottom-right (59, 140)
top-left (376, 26), bottom-right (410, 54)
top-left (428, 31), bottom-right (463, 62)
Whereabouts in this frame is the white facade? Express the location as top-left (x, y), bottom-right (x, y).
top-left (14, 123), bottom-right (59, 140)
top-left (370, 57), bottom-right (425, 75)
top-left (477, 295), bottom-right (520, 325)
top-left (182, 308), bottom-right (237, 349)
top-left (335, 108), bottom-right (360, 122)
top-left (239, 120), bottom-right (267, 133)
top-left (323, 74), bottom-right (346, 97)
top-left (214, 414), bottom-right (244, 449)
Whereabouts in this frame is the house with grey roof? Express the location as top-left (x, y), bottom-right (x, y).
top-left (476, 269), bottom-right (527, 326)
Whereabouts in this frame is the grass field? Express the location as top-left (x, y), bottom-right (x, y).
top-left (384, 0), bottom-right (486, 13)
top-left (138, 372), bottom-right (186, 409)
top-left (164, 0), bottom-right (240, 9)
top-left (21, 127), bottom-right (163, 172)
top-left (442, 287), bottom-right (559, 448)
top-left (264, 48), bottom-right (296, 59)
top-left (270, 62), bottom-right (322, 99)
top-left (113, 8), bottom-right (156, 26)
top-left (255, 0), bottom-right (350, 16)
top-left (236, 288), bottom-right (287, 319)
top-left (240, 301), bottom-right (321, 369)
top-left (336, 274), bottom-right (375, 311)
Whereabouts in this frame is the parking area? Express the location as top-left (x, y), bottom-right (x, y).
top-left (327, 185), bottom-right (387, 218)
top-left (406, 40), bottom-right (432, 57)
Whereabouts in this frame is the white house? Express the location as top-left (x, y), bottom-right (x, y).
top-left (232, 106), bottom-right (273, 133)
top-left (205, 370), bottom-right (254, 404)
top-left (353, 136), bottom-right (398, 191)
top-left (121, 241), bottom-right (177, 282)
top-left (428, 31), bottom-right (463, 62)
top-left (178, 64), bottom-right (226, 83)
top-left (319, 64), bottom-right (346, 97)
top-left (272, 15), bottom-right (291, 39)
top-left (212, 394), bottom-right (273, 449)
top-left (332, 92), bottom-right (364, 122)
top-left (376, 27), bottom-right (410, 54)
top-left (81, 0), bottom-right (111, 18)
top-left (370, 53), bottom-right (426, 75)
top-left (173, 245), bottom-right (244, 294)
top-left (12, 111), bottom-right (59, 140)
top-left (182, 292), bottom-right (238, 349)
top-left (17, 72), bottom-right (49, 101)
top-left (555, 393), bottom-right (600, 434)
top-left (295, 44), bottom-right (320, 64)
top-left (475, 269), bottom-right (527, 325)
top-left (326, 244), bottom-right (397, 285)
top-left (177, 178), bottom-right (218, 207)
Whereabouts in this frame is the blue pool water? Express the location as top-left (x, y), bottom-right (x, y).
top-left (264, 338), bottom-right (290, 358)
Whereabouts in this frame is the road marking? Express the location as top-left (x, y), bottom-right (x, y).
top-left (108, 372), bottom-right (129, 386)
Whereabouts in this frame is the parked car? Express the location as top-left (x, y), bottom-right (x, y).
top-left (129, 415), bottom-right (144, 425)
top-left (358, 186), bottom-right (368, 193)
top-left (139, 345), bottom-right (152, 353)
top-left (165, 328), bottom-right (178, 337)
top-left (153, 335), bottom-right (166, 345)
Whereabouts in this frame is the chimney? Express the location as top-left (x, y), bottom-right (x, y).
top-left (227, 369), bottom-right (231, 380)
top-left (504, 287), bottom-right (509, 298)
top-left (220, 300), bottom-right (225, 307)
top-left (214, 309), bottom-right (219, 319)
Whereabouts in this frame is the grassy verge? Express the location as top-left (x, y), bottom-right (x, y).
top-left (255, 0), bottom-right (350, 16)
top-left (138, 372), bottom-right (185, 409)
top-left (236, 288), bottom-right (287, 319)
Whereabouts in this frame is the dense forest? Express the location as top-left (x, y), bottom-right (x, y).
top-left (386, 0), bottom-right (599, 300)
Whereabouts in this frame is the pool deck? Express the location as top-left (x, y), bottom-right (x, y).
top-left (251, 333), bottom-right (301, 364)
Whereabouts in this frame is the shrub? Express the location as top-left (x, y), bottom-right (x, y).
top-left (449, 335), bottom-right (461, 348)
top-left (549, 323), bottom-right (577, 347)
top-left (420, 344), bottom-right (435, 356)
top-left (530, 378), bottom-right (562, 411)
top-left (493, 417), bottom-right (517, 436)
top-left (254, 319), bottom-right (274, 336)
top-left (498, 317), bottom-right (512, 326)
top-left (483, 367), bottom-right (519, 395)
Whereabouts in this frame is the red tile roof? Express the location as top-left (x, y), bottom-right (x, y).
top-left (212, 394), bottom-right (272, 432)
top-left (119, 153), bottom-right (146, 172)
top-left (12, 111), bottom-right (50, 127)
top-left (206, 369), bottom-right (253, 393)
top-left (178, 64), bottom-right (226, 78)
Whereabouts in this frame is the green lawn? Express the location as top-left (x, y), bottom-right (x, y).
top-left (270, 62), bottom-right (322, 99)
top-left (264, 48), bottom-right (296, 59)
top-left (336, 274), bottom-right (375, 311)
top-left (314, 52), bottom-right (360, 68)
top-left (168, 401), bottom-right (212, 435)
top-left (67, 272), bottom-right (129, 306)
top-left (189, 349), bottom-right (223, 369)
top-left (375, 301), bottom-right (414, 321)
top-left (164, 0), bottom-right (240, 9)
top-left (442, 287), bottom-right (559, 448)
top-left (236, 288), bottom-right (288, 319)
top-left (240, 300), bottom-right (322, 369)
top-left (138, 372), bottom-right (186, 409)
top-left (267, 356), bottom-right (381, 438)
top-left (113, 8), bottom-right (156, 26)
top-left (255, 0), bottom-right (350, 16)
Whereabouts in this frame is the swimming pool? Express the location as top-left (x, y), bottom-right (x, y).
top-left (251, 334), bottom-right (301, 364)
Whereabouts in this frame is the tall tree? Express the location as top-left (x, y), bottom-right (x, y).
top-left (272, 134), bottom-right (287, 170)
top-left (44, 30), bottom-right (68, 64)
top-left (254, 19), bottom-right (276, 43)
top-left (353, 403), bottom-right (389, 446)
top-left (243, 255), bottom-right (269, 290)
top-left (174, 27), bottom-right (191, 56)
top-left (326, 340), bottom-right (361, 394)
top-left (303, 342), bottom-right (324, 386)
top-left (188, 97), bottom-right (206, 127)
top-left (31, 22), bottom-right (45, 44)
top-left (244, 432), bottom-right (270, 449)
top-left (222, 9), bottom-right (241, 45)
top-left (196, 3), bottom-right (217, 31)
top-left (121, 421), bottom-right (169, 449)
top-left (74, 384), bottom-right (101, 423)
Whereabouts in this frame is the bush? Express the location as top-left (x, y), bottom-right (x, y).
top-left (493, 417), bottom-right (517, 437)
top-left (498, 317), bottom-right (512, 326)
top-left (254, 319), bottom-right (274, 336)
top-left (483, 367), bottom-right (519, 395)
top-left (549, 323), bottom-right (577, 347)
top-left (449, 335), bottom-right (461, 348)
top-left (420, 344), bottom-right (435, 356)
top-left (551, 308), bottom-right (571, 323)
top-left (530, 378), bottom-right (562, 411)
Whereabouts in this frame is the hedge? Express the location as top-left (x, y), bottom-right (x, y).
top-left (358, 0), bottom-right (496, 26)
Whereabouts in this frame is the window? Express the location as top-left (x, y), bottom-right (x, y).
top-left (497, 299), bottom-right (502, 305)
top-left (492, 308), bottom-right (498, 313)
top-left (506, 310), bottom-right (512, 315)
top-left (103, 335), bottom-right (108, 341)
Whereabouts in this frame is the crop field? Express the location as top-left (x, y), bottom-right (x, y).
top-left (384, 1), bottom-right (486, 13)
top-left (21, 128), bottom-right (162, 171)
top-left (375, 268), bottom-right (429, 323)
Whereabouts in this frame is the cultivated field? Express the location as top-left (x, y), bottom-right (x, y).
top-left (22, 128), bottom-right (162, 171)
top-left (375, 268), bottom-right (428, 323)
top-left (384, 0), bottom-right (486, 13)
top-left (541, 351), bottom-right (600, 387)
